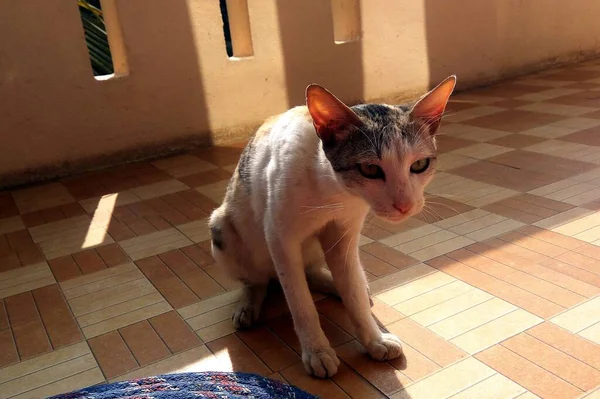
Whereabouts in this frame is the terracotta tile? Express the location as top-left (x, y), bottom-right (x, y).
top-left (236, 326), bottom-right (300, 371)
top-left (503, 332), bottom-right (600, 391)
top-left (541, 258), bottom-right (600, 289)
top-left (280, 363), bottom-right (350, 399)
top-left (427, 256), bottom-right (563, 318)
top-left (136, 256), bottom-right (198, 308)
top-left (0, 328), bottom-right (18, 367)
top-left (360, 250), bottom-right (398, 277)
top-left (48, 255), bottom-right (82, 282)
top-left (72, 249), bottom-right (106, 274)
top-left (96, 243), bottom-right (129, 267)
top-left (0, 193), bottom-right (19, 218)
top-left (386, 318), bottom-right (466, 367)
top-left (5, 291), bottom-right (52, 359)
top-left (388, 341), bottom-right (440, 382)
top-left (119, 320), bottom-right (171, 366)
top-left (450, 160), bottom-right (556, 191)
top-left (437, 136), bottom-right (478, 153)
top-left (107, 220), bottom-right (136, 241)
top-left (21, 211), bottom-right (47, 228)
top-left (464, 110), bottom-right (565, 132)
top-left (7, 230), bottom-right (35, 251)
top-left (206, 334), bottom-right (271, 376)
top-left (517, 225), bottom-right (586, 250)
top-left (88, 330), bottom-right (139, 379)
top-left (361, 222), bottom-right (394, 240)
top-left (361, 242), bottom-right (418, 270)
top-left (555, 251), bottom-right (600, 277)
top-left (178, 189), bottom-right (219, 214)
top-left (332, 362), bottom-right (387, 399)
top-left (477, 345), bottom-right (583, 399)
top-left (472, 83), bottom-right (546, 98)
top-left (32, 284), bottom-right (82, 349)
top-left (393, 357), bottom-right (496, 399)
top-left (336, 340), bottom-right (409, 395)
top-left (489, 150), bottom-right (597, 179)
top-left (497, 231), bottom-right (570, 258)
top-left (126, 218), bottom-right (158, 236)
top-left (0, 253), bottom-right (20, 272)
top-left (0, 299), bottom-right (8, 330)
top-left (149, 311), bottom-right (202, 353)
top-left (203, 263), bottom-right (243, 291)
top-left (179, 169), bottom-right (232, 187)
top-left (316, 297), bottom-right (357, 337)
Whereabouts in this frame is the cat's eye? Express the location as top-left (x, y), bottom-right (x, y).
top-left (410, 158), bottom-right (431, 174)
top-left (358, 163), bottom-right (385, 179)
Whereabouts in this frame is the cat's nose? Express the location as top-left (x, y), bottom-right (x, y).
top-left (393, 203), bottom-right (412, 214)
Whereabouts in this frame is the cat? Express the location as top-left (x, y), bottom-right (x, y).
top-left (208, 75), bottom-right (456, 378)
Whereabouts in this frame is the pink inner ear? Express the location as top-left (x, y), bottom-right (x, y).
top-left (306, 84), bottom-right (362, 142)
top-left (412, 76), bottom-right (456, 120)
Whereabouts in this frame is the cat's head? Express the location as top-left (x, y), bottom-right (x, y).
top-left (306, 76), bottom-right (456, 223)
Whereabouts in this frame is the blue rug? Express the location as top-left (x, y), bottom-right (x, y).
top-left (48, 372), bottom-right (318, 399)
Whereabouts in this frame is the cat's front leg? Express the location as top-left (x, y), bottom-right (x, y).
top-left (266, 231), bottom-right (340, 378)
top-left (321, 222), bottom-right (404, 361)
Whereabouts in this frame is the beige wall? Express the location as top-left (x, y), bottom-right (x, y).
top-left (1, 0), bottom-right (600, 187)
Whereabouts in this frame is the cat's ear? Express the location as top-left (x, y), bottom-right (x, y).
top-left (410, 75), bottom-right (457, 135)
top-left (306, 84), bottom-right (362, 146)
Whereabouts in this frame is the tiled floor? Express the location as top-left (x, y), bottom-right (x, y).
top-left (2, 60), bottom-right (600, 399)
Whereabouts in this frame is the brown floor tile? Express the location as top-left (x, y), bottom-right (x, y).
top-left (107, 220), bottom-right (136, 241)
top-left (236, 326), bottom-right (300, 372)
top-left (386, 317), bottom-right (467, 367)
top-left (361, 223), bottom-right (395, 240)
top-left (541, 258), bottom-right (600, 288)
top-left (159, 249), bottom-right (223, 299)
top-left (489, 150), bottom-right (598, 178)
top-left (487, 133), bottom-right (546, 149)
top-left (0, 328), bottom-right (18, 367)
top-left (471, 83), bottom-right (546, 98)
top-left (476, 344), bottom-right (583, 399)
top-left (561, 126), bottom-right (600, 147)
top-left (96, 243), bottom-right (129, 267)
top-left (48, 255), bottom-right (82, 282)
top-left (136, 256), bottom-right (199, 308)
top-left (463, 110), bottom-right (564, 132)
top-left (544, 69), bottom-right (600, 81)
top-left (360, 251), bottom-right (398, 277)
top-left (361, 242), bottom-right (419, 270)
top-left (527, 322), bottom-right (600, 370)
top-left (0, 193), bottom-right (19, 218)
top-left (32, 284), bottom-right (82, 349)
top-left (503, 333), bottom-right (600, 391)
top-left (332, 362), bottom-right (387, 399)
top-left (207, 334), bottom-right (271, 376)
top-left (496, 231), bottom-right (570, 258)
top-left (450, 160), bottom-right (556, 191)
top-left (548, 91), bottom-right (600, 109)
top-left (417, 195), bottom-right (475, 222)
top-left (0, 299), bottom-right (8, 330)
top-left (179, 169), bottom-right (232, 188)
top-left (88, 330), bottom-right (139, 379)
top-left (149, 310), bottom-right (202, 353)
top-left (336, 340), bottom-right (410, 395)
top-left (427, 256), bottom-right (563, 318)
top-left (119, 320), bottom-right (171, 366)
top-left (180, 244), bottom-right (215, 268)
top-left (437, 136), bottom-right (477, 153)
top-left (72, 249), bottom-right (107, 274)
top-left (5, 291), bottom-right (52, 359)
top-left (280, 362), bottom-right (350, 399)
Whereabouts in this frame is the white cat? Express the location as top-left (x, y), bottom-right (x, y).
top-left (209, 75), bottom-right (456, 378)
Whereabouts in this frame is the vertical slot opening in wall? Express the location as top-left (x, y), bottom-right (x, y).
top-left (331, 0), bottom-right (361, 43)
top-left (219, 0), bottom-right (254, 58)
top-left (78, 0), bottom-right (128, 80)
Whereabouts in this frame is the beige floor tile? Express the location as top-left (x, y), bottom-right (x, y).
top-left (391, 357), bottom-right (496, 399)
top-left (12, 368), bottom-right (104, 399)
top-left (437, 153), bottom-right (479, 171)
top-left (449, 373), bottom-right (527, 399)
top-left (451, 309), bottom-right (543, 354)
top-left (196, 181), bottom-right (230, 204)
top-left (448, 213), bottom-right (506, 235)
top-left (435, 209), bottom-right (490, 230)
top-left (522, 125), bottom-right (578, 139)
top-left (451, 143), bottom-right (513, 160)
top-left (552, 213), bottom-right (600, 237)
top-left (119, 228), bottom-right (193, 260)
top-left (582, 388), bottom-right (600, 399)
top-left (113, 346), bottom-right (220, 381)
top-left (411, 236), bottom-right (476, 262)
top-left (533, 207), bottom-right (594, 230)
top-left (551, 297), bottom-right (600, 333)
top-left (395, 230), bottom-right (458, 254)
top-left (442, 124), bottom-right (510, 142)
top-left (197, 320), bottom-right (237, 343)
top-left (375, 272), bottom-right (455, 306)
top-left (579, 322), bottom-right (600, 345)
top-left (129, 179), bottom-right (189, 200)
top-left (176, 218), bottom-right (211, 243)
top-left (29, 215), bottom-right (114, 259)
top-left (411, 289), bottom-right (493, 327)
top-left (61, 263), bottom-right (141, 299)
top-left (0, 342), bottom-right (101, 399)
top-left (185, 302), bottom-right (238, 331)
top-left (358, 234), bottom-right (374, 246)
top-left (394, 280), bottom-right (474, 316)
top-left (11, 183), bottom-right (75, 213)
top-left (178, 289), bottom-right (242, 320)
top-left (379, 224), bottom-right (441, 247)
top-left (519, 102), bottom-right (595, 116)
top-left (444, 106), bottom-right (505, 123)
top-left (466, 219), bottom-right (525, 242)
top-left (0, 262), bottom-right (55, 299)
top-left (516, 88), bottom-right (582, 101)
top-left (0, 216), bottom-right (24, 235)
top-left (79, 192), bottom-right (141, 214)
top-left (429, 297), bottom-right (517, 340)
top-left (77, 292), bottom-right (165, 327)
top-left (369, 263), bottom-right (437, 296)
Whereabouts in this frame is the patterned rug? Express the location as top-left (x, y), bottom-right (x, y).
top-left (48, 372), bottom-right (318, 399)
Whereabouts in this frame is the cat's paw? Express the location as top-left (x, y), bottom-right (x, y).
top-left (232, 305), bottom-right (257, 329)
top-left (302, 346), bottom-right (340, 378)
top-left (367, 333), bottom-right (404, 361)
